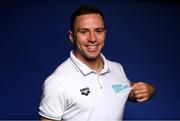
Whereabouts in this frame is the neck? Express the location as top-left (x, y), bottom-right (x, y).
top-left (86, 57), bottom-right (103, 74)
top-left (74, 53), bottom-right (104, 74)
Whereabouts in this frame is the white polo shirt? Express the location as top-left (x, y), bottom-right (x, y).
top-left (39, 51), bottom-right (132, 121)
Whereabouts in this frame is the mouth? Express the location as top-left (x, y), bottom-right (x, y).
top-left (86, 45), bottom-right (98, 50)
top-left (86, 45), bottom-right (98, 48)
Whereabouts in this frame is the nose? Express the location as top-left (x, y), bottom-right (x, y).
top-left (88, 31), bottom-right (97, 43)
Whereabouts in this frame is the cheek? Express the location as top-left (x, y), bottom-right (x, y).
top-left (74, 39), bottom-right (85, 49)
top-left (98, 37), bottom-right (105, 45)
top-left (76, 36), bottom-right (87, 45)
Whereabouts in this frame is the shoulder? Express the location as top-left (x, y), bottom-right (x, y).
top-left (51, 58), bottom-right (73, 76)
top-left (42, 57), bottom-right (80, 92)
top-left (47, 58), bottom-right (77, 81)
top-left (42, 58), bottom-right (71, 92)
top-left (106, 59), bottom-right (124, 72)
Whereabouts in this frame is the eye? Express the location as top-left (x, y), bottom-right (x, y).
top-left (80, 31), bottom-right (87, 34)
top-left (79, 29), bottom-right (88, 34)
top-left (95, 28), bottom-right (105, 34)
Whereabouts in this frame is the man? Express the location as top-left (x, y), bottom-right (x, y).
top-left (39, 4), bottom-right (155, 121)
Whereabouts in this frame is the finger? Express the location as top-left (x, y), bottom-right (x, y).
top-left (132, 82), bottom-right (146, 87)
top-left (134, 89), bottom-right (148, 95)
top-left (134, 93), bottom-right (148, 99)
top-left (132, 83), bottom-right (147, 90)
top-left (137, 97), bottom-right (149, 102)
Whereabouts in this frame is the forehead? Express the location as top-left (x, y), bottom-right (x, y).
top-left (74, 14), bottom-right (105, 29)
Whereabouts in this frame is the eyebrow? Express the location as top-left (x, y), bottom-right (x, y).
top-left (77, 28), bottom-right (89, 32)
top-left (77, 27), bottom-right (105, 32)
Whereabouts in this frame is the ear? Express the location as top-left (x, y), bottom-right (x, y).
top-left (68, 30), bottom-right (74, 43)
top-left (104, 29), bottom-right (107, 37)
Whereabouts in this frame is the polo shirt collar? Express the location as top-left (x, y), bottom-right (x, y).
top-left (69, 51), bottom-right (110, 76)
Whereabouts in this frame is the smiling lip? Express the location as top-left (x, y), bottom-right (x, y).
top-left (86, 44), bottom-right (98, 50)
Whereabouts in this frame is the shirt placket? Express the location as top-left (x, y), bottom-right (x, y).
top-left (95, 74), bottom-right (104, 94)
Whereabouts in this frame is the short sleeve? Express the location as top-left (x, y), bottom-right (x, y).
top-left (39, 76), bottom-right (67, 120)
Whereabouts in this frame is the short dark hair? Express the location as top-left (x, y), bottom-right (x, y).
top-left (70, 4), bottom-right (105, 32)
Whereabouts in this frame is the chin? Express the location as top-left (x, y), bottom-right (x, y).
top-left (86, 53), bottom-right (100, 60)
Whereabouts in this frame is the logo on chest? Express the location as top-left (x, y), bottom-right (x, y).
top-left (112, 84), bottom-right (131, 93)
top-left (80, 87), bottom-right (90, 96)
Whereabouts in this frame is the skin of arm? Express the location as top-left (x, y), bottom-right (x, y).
top-left (128, 82), bottom-right (156, 102)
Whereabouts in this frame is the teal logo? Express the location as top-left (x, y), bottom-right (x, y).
top-left (112, 84), bottom-right (131, 93)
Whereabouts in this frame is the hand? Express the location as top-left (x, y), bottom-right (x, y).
top-left (129, 82), bottom-right (155, 102)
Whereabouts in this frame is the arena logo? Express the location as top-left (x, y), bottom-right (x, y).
top-left (80, 87), bottom-right (90, 96)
